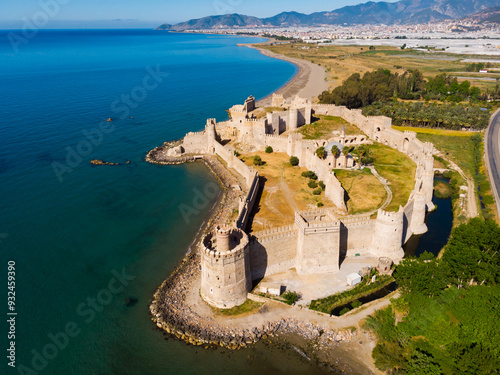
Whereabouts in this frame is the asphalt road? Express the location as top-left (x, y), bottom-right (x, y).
top-left (486, 109), bottom-right (500, 217)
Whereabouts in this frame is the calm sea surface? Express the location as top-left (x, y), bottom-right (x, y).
top-left (0, 29), bottom-right (345, 375)
top-left (0, 29), bottom-right (452, 375)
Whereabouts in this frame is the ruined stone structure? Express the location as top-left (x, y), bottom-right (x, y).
top-left (170, 95), bottom-right (435, 308)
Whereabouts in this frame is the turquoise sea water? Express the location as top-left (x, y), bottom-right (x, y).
top-left (0, 29), bottom-right (343, 375)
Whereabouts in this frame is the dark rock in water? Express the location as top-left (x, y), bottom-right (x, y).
top-left (90, 159), bottom-right (117, 166)
top-left (126, 297), bottom-right (138, 307)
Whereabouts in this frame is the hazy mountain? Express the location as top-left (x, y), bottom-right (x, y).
top-left (466, 6), bottom-right (500, 23)
top-left (157, 0), bottom-right (500, 30)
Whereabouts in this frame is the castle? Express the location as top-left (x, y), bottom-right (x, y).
top-left (169, 94), bottom-right (435, 309)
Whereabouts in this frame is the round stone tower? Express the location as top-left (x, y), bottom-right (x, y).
top-left (200, 226), bottom-right (251, 309)
top-left (410, 192), bottom-right (427, 236)
top-left (371, 208), bottom-right (404, 261)
top-left (289, 107), bottom-right (298, 131)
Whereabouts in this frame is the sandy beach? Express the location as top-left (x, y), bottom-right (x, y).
top-left (239, 40), bottom-right (331, 106)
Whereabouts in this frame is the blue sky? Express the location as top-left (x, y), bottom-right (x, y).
top-left (0, 0), bottom-right (399, 29)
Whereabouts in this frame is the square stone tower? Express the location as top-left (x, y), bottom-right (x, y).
top-left (295, 210), bottom-right (341, 274)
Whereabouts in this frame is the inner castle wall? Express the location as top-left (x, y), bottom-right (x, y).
top-left (175, 96), bottom-right (436, 308)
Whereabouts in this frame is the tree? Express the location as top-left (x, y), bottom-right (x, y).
top-left (316, 147), bottom-right (326, 159)
top-left (265, 146), bottom-right (273, 154)
top-left (442, 218), bottom-right (500, 287)
top-left (253, 155), bottom-right (264, 166)
top-left (290, 156), bottom-right (299, 166)
top-left (331, 145), bottom-right (340, 157)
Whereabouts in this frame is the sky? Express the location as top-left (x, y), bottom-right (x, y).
top-left (0, 0), bottom-right (400, 29)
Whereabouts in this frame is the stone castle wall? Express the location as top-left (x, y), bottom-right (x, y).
top-left (175, 98), bottom-right (439, 309)
top-left (200, 228), bottom-right (252, 309)
top-left (250, 226), bottom-right (298, 280)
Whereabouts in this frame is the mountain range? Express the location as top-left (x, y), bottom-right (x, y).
top-left (157, 0), bottom-right (500, 30)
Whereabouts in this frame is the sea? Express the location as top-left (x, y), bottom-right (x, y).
top-left (0, 29), bottom-right (346, 375)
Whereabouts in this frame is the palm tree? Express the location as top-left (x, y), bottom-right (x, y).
top-left (331, 145), bottom-right (340, 158)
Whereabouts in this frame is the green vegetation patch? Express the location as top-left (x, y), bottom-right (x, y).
top-left (364, 219), bottom-right (500, 374)
top-left (310, 269), bottom-right (394, 314)
top-left (434, 179), bottom-right (453, 199)
top-left (364, 101), bottom-right (490, 130)
top-left (334, 168), bottom-right (387, 214)
top-left (298, 115), bottom-right (360, 139)
top-left (215, 299), bottom-right (263, 316)
top-left (370, 143), bottom-right (416, 211)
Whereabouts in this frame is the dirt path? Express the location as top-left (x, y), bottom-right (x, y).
top-left (279, 170), bottom-right (299, 212)
top-left (367, 166), bottom-right (393, 213)
top-left (435, 151), bottom-right (479, 219)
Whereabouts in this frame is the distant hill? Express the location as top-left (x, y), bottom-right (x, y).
top-left (467, 5), bottom-right (500, 23)
top-left (157, 0), bottom-right (500, 30)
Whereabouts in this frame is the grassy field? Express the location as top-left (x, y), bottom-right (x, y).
top-left (298, 115), bottom-right (363, 139)
top-left (370, 143), bottom-right (417, 212)
top-left (240, 152), bottom-right (333, 231)
top-left (392, 126), bottom-right (498, 222)
top-left (334, 168), bottom-right (387, 214)
top-left (260, 43), bottom-right (498, 92)
top-left (213, 299), bottom-right (263, 316)
top-left (392, 126), bottom-right (476, 138)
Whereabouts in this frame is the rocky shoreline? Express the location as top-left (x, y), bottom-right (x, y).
top-left (146, 143), bottom-right (357, 352)
top-left (149, 252), bottom-right (355, 351)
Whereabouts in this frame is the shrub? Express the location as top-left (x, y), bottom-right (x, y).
top-left (351, 300), bottom-right (362, 309)
top-left (316, 147), bottom-right (326, 159)
top-left (290, 156), bottom-right (299, 166)
top-left (282, 291), bottom-right (300, 305)
top-left (253, 155), bottom-right (264, 166)
top-left (301, 171), bottom-right (318, 180)
top-left (313, 188), bottom-right (322, 195)
top-left (339, 307), bottom-right (351, 316)
top-left (318, 181), bottom-right (325, 190)
top-left (308, 180), bottom-right (318, 189)
top-left (317, 202), bottom-right (324, 207)
top-left (265, 146), bottom-right (273, 154)
top-left (234, 150), bottom-right (240, 157)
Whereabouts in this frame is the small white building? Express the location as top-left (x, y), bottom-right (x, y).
top-left (259, 283), bottom-right (283, 296)
top-left (346, 273), bottom-right (362, 286)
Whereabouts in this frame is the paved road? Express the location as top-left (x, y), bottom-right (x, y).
top-left (485, 109), bottom-right (500, 217)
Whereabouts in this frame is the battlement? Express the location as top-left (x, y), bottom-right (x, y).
top-left (339, 214), bottom-right (372, 226)
top-left (295, 210), bottom-right (340, 232)
top-left (201, 227), bottom-right (249, 259)
top-left (206, 118), bottom-right (216, 127)
top-left (403, 130), bottom-right (417, 138)
top-left (377, 207), bottom-right (404, 221)
top-left (265, 134), bottom-right (287, 139)
top-left (185, 130), bottom-right (205, 137)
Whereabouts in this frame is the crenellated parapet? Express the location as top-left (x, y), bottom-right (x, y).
top-left (200, 226), bottom-right (251, 309)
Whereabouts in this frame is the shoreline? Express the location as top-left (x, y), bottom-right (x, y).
top-left (145, 45), bottom-right (380, 374)
top-left (239, 40), bottom-right (331, 106)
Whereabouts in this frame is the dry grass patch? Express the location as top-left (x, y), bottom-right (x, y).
top-left (298, 115), bottom-right (362, 139)
top-left (370, 143), bottom-right (417, 211)
top-left (334, 168), bottom-right (387, 214)
top-left (392, 125), bottom-right (476, 138)
top-left (260, 43), bottom-right (499, 92)
top-left (240, 152), bottom-right (333, 231)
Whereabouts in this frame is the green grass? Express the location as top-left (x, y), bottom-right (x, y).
top-left (214, 299), bottom-right (263, 316)
top-left (298, 115), bottom-right (362, 139)
top-left (334, 168), bottom-right (387, 214)
top-left (309, 270), bottom-right (394, 314)
top-left (370, 143), bottom-right (417, 211)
